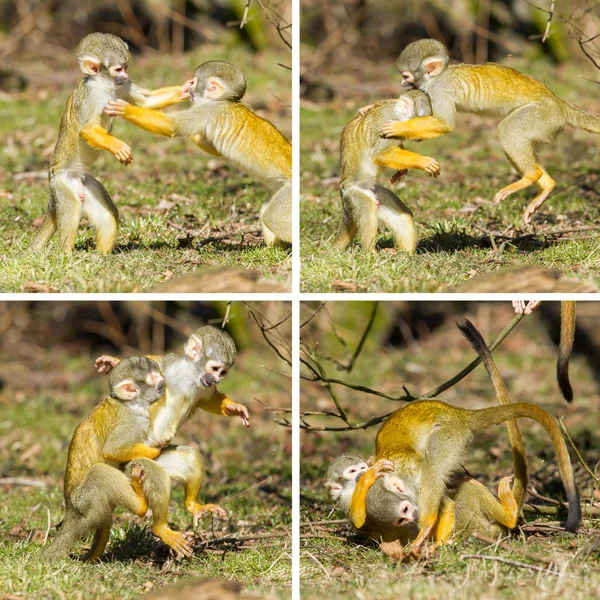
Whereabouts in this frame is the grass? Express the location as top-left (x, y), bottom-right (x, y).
top-left (300, 301), bottom-right (600, 598)
top-left (300, 59), bottom-right (600, 293)
top-left (0, 307), bottom-right (291, 598)
top-left (0, 46), bottom-right (291, 292)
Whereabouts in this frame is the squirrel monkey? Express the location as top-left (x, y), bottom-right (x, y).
top-left (381, 38), bottom-right (600, 224)
top-left (41, 357), bottom-right (193, 562)
top-left (30, 33), bottom-right (189, 254)
top-left (335, 90), bottom-right (440, 254)
top-left (104, 61), bottom-right (292, 247)
top-left (95, 326), bottom-right (244, 527)
top-left (512, 300), bottom-right (577, 402)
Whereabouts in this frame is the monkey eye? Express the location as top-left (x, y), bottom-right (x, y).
top-left (221, 369), bottom-right (228, 377)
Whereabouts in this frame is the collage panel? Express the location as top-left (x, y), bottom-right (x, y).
top-left (300, 1), bottom-right (600, 293)
top-left (0, 301), bottom-right (291, 598)
top-left (0, 2), bottom-right (292, 293)
top-left (300, 300), bottom-right (598, 597)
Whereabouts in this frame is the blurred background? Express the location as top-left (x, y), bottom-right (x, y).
top-left (0, 300), bottom-right (291, 596)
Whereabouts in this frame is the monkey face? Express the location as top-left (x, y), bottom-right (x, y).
top-left (108, 62), bottom-right (129, 86)
top-left (191, 61), bottom-right (247, 103)
top-left (184, 326), bottom-right (236, 389)
top-left (395, 39), bottom-right (449, 89)
top-left (367, 475), bottom-right (419, 528)
top-left (109, 357), bottom-right (164, 404)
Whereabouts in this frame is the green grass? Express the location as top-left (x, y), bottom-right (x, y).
top-left (300, 59), bottom-right (600, 292)
top-left (0, 316), bottom-right (291, 598)
top-left (0, 47), bottom-right (291, 292)
top-left (300, 301), bottom-right (600, 598)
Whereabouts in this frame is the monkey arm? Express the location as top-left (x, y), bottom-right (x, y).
top-left (103, 442), bottom-right (161, 463)
top-left (380, 116), bottom-right (453, 140)
top-left (126, 83), bottom-right (191, 110)
top-left (108, 101), bottom-right (178, 137)
top-left (374, 147), bottom-right (440, 177)
top-left (349, 460), bottom-right (395, 529)
top-left (199, 391), bottom-right (250, 427)
top-left (80, 124), bottom-right (132, 165)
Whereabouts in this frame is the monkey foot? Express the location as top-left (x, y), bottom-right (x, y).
top-left (390, 170), bottom-right (408, 184)
top-left (95, 355), bottom-right (119, 374)
top-left (420, 158), bottom-right (440, 177)
top-left (155, 526), bottom-right (193, 558)
top-left (380, 540), bottom-right (404, 562)
top-left (190, 503), bottom-right (228, 527)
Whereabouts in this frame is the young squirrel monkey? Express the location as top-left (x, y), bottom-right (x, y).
top-left (372, 362), bottom-right (579, 555)
top-left (104, 60), bottom-right (292, 247)
top-left (30, 33), bottom-right (189, 254)
top-left (335, 90), bottom-right (440, 254)
top-left (336, 318), bottom-right (533, 559)
top-left (95, 326), bottom-right (244, 528)
top-left (381, 38), bottom-right (600, 224)
top-left (41, 357), bottom-right (193, 562)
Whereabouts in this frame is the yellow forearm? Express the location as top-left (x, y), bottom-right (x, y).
top-left (104, 443), bottom-right (161, 463)
top-left (385, 116), bottom-right (452, 140)
top-left (80, 125), bottom-right (123, 154)
top-left (122, 104), bottom-right (177, 137)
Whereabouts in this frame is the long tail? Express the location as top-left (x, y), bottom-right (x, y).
top-left (566, 104), bottom-right (600, 135)
top-left (457, 318), bottom-right (527, 509)
top-left (82, 520), bottom-right (112, 562)
top-left (466, 403), bottom-right (580, 532)
top-left (557, 301), bottom-right (576, 403)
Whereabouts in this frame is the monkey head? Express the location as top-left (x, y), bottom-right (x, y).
top-left (367, 474), bottom-right (419, 528)
top-left (183, 325), bottom-right (236, 389)
top-left (395, 38), bottom-right (449, 90)
top-left (185, 60), bottom-right (247, 103)
top-left (77, 33), bottom-right (131, 87)
top-left (325, 453), bottom-right (369, 504)
top-left (108, 356), bottom-right (165, 405)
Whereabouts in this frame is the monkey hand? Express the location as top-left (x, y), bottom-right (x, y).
top-left (420, 156), bottom-right (440, 178)
top-left (180, 78), bottom-right (196, 99)
top-left (223, 402), bottom-right (250, 427)
top-left (512, 300), bottom-right (541, 315)
top-left (95, 355), bottom-right (119, 374)
top-left (189, 502), bottom-right (228, 527)
top-left (380, 120), bottom-right (406, 138)
top-left (379, 539), bottom-right (404, 562)
top-left (390, 170), bottom-right (408, 184)
top-left (104, 99), bottom-right (129, 118)
top-left (357, 103), bottom-right (375, 117)
top-left (113, 140), bottom-right (132, 165)
top-left (372, 459), bottom-right (395, 476)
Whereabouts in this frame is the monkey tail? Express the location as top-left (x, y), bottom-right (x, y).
top-left (457, 318), bottom-right (527, 509)
top-left (557, 301), bottom-right (576, 403)
top-left (82, 520), bottom-right (112, 562)
top-left (566, 104), bottom-right (600, 135)
top-left (466, 403), bottom-right (580, 532)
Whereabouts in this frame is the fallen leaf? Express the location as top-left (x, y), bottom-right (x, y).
top-left (24, 281), bottom-right (55, 293)
top-left (156, 199), bottom-right (176, 212)
top-left (331, 279), bottom-right (365, 292)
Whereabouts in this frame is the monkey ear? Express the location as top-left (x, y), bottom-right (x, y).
top-left (386, 476), bottom-right (407, 495)
top-left (113, 379), bottom-right (137, 401)
top-left (206, 78), bottom-right (226, 99)
top-left (79, 56), bottom-right (101, 75)
top-left (185, 334), bottom-right (203, 360)
top-left (422, 56), bottom-right (446, 77)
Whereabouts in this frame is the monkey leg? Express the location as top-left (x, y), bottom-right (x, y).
top-left (349, 459), bottom-right (395, 529)
top-left (126, 458), bottom-right (194, 558)
top-left (154, 446), bottom-right (227, 527)
top-left (39, 510), bottom-right (91, 563)
top-left (432, 496), bottom-right (456, 547)
top-left (495, 103), bottom-right (561, 222)
top-left (492, 476), bottom-right (519, 529)
top-left (81, 175), bottom-right (119, 254)
top-left (48, 176), bottom-right (83, 253)
top-left (260, 183), bottom-right (292, 247)
top-left (372, 185), bottom-right (418, 254)
top-left (374, 147), bottom-right (440, 178)
top-left (336, 186), bottom-right (379, 252)
top-left (30, 183), bottom-right (59, 251)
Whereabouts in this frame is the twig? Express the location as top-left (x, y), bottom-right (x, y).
top-left (460, 554), bottom-right (558, 574)
top-left (0, 477), bottom-right (45, 487)
top-left (343, 301), bottom-right (378, 373)
top-left (195, 225), bottom-right (262, 247)
top-left (300, 520), bottom-right (348, 527)
top-left (240, 0), bottom-right (252, 28)
top-left (222, 302), bottom-right (232, 328)
top-left (300, 302), bottom-right (327, 329)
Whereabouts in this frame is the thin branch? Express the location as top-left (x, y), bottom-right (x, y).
top-left (343, 301), bottom-right (378, 373)
top-left (300, 302), bottom-right (327, 329)
top-left (559, 417), bottom-right (600, 484)
top-left (460, 554), bottom-right (559, 575)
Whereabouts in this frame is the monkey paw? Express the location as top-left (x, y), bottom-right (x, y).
top-left (156, 527), bottom-right (194, 559)
top-left (190, 503), bottom-right (228, 527)
top-left (380, 540), bottom-right (404, 562)
top-left (421, 157), bottom-right (440, 177)
top-left (380, 121), bottom-right (404, 138)
top-left (390, 169), bottom-right (408, 184)
top-left (130, 463), bottom-right (145, 485)
top-left (372, 459), bottom-right (395, 476)
top-left (357, 103), bottom-right (375, 117)
top-left (95, 355), bottom-right (119, 374)
top-left (223, 403), bottom-right (250, 428)
top-left (104, 99), bottom-right (128, 118)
